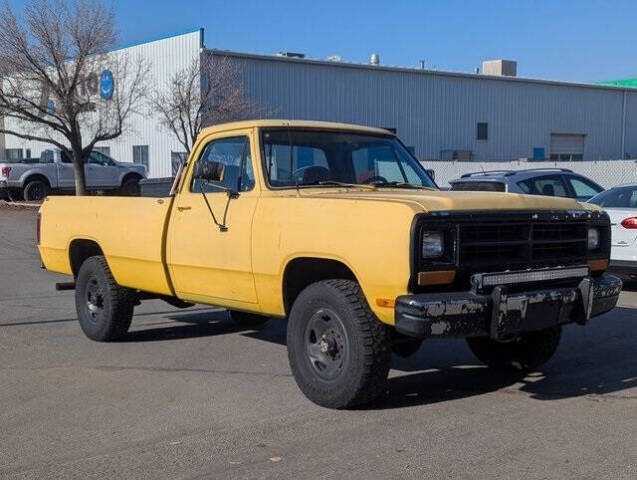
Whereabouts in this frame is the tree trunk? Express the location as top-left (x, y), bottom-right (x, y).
top-left (72, 149), bottom-right (87, 196)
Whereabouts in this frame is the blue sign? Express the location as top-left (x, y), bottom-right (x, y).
top-left (46, 99), bottom-right (55, 115)
top-left (100, 69), bottom-right (114, 100)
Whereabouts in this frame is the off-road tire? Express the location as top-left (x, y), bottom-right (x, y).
top-left (75, 256), bottom-right (135, 342)
top-left (287, 279), bottom-right (391, 409)
top-left (120, 177), bottom-right (141, 196)
top-left (228, 310), bottom-right (270, 327)
top-left (23, 179), bottom-right (49, 202)
top-left (466, 326), bottom-right (562, 371)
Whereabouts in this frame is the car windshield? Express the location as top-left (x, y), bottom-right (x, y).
top-left (588, 186), bottom-right (637, 208)
top-left (261, 128), bottom-right (436, 189)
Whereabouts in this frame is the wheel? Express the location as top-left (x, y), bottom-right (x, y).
top-left (75, 256), bottom-right (135, 342)
top-left (23, 179), bottom-right (49, 201)
top-left (391, 336), bottom-right (423, 358)
top-left (120, 177), bottom-right (140, 196)
top-left (7, 188), bottom-right (23, 202)
top-left (228, 310), bottom-right (270, 327)
top-left (287, 279), bottom-right (390, 409)
top-left (466, 326), bottom-right (562, 371)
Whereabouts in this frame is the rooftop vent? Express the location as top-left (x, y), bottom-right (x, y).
top-left (482, 59), bottom-right (517, 77)
top-left (370, 53), bottom-right (379, 65)
top-left (327, 54), bottom-right (341, 62)
top-left (276, 51), bottom-right (305, 59)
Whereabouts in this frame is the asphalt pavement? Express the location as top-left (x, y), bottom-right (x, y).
top-left (1, 205), bottom-right (637, 479)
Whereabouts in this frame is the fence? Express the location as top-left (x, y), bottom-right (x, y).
top-left (423, 160), bottom-right (637, 189)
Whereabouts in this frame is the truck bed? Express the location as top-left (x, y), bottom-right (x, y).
top-left (38, 196), bottom-right (174, 295)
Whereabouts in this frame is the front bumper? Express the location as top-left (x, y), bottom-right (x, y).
top-left (395, 273), bottom-right (622, 340)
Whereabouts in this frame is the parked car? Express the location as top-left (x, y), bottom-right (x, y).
top-left (588, 184), bottom-right (637, 279)
top-left (449, 168), bottom-right (604, 201)
top-left (0, 149), bottom-right (146, 201)
top-left (38, 120), bottom-right (621, 409)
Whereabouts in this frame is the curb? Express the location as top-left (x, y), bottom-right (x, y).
top-left (0, 201), bottom-right (42, 209)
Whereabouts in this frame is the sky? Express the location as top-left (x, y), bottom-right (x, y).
top-left (8, 0), bottom-right (637, 83)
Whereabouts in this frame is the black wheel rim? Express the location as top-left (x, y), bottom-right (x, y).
top-left (304, 308), bottom-right (349, 381)
top-left (28, 183), bottom-right (45, 201)
top-left (85, 276), bottom-right (105, 324)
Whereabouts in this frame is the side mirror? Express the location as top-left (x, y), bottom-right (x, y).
top-left (425, 169), bottom-right (436, 181)
top-left (193, 161), bottom-right (225, 184)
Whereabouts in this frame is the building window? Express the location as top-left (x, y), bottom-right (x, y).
top-left (477, 122), bottom-right (488, 140)
top-left (133, 145), bottom-right (149, 168)
top-left (4, 148), bottom-right (23, 162)
top-left (171, 151), bottom-right (188, 176)
top-left (93, 146), bottom-right (111, 157)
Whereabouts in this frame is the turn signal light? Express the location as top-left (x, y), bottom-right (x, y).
top-left (621, 217), bottom-right (637, 229)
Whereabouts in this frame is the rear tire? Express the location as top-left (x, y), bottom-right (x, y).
top-left (75, 256), bottom-right (135, 342)
top-left (466, 326), bottom-right (562, 371)
top-left (287, 279), bottom-right (390, 409)
top-left (228, 310), bottom-right (270, 327)
top-left (23, 179), bottom-right (49, 202)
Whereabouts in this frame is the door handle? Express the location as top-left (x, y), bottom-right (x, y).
top-left (177, 206), bottom-right (192, 211)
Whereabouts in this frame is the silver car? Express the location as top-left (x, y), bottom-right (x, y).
top-left (0, 149), bottom-right (146, 201)
top-left (450, 168), bottom-right (604, 201)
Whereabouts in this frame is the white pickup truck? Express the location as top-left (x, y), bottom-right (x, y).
top-left (0, 149), bottom-right (147, 201)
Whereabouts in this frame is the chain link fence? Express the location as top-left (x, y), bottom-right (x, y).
top-left (423, 160), bottom-right (637, 189)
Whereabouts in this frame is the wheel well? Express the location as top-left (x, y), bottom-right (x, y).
top-left (23, 174), bottom-right (51, 189)
top-left (121, 172), bottom-right (142, 185)
top-left (69, 239), bottom-right (104, 277)
top-left (282, 257), bottom-right (357, 315)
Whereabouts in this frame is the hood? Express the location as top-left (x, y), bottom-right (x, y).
top-left (304, 188), bottom-right (598, 213)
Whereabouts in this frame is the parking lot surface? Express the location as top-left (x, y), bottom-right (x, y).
top-left (2, 206), bottom-right (637, 479)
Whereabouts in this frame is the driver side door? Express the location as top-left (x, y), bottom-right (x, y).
top-left (167, 131), bottom-right (259, 306)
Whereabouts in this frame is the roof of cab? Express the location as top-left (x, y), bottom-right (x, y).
top-left (199, 119), bottom-right (395, 136)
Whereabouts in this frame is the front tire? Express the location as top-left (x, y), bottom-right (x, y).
top-left (466, 326), bottom-right (562, 371)
top-left (287, 279), bottom-right (390, 409)
top-left (120, 177), bottom-right (141, 196)
top-left (75, 256), bottom-right (135, 342)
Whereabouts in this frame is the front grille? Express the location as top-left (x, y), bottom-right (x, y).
top-left (458, 221), bottom-right (588, 269)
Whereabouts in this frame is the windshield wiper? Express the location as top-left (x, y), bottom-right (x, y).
top-left (310, 180), bottom-right (377, 190)
top-left (373, 181), bottom-right (433, 190)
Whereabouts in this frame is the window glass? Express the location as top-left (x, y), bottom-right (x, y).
top-left (567, 177), bottom-right (603, 201)
top-left (477, 122), bottom-right (488, 140)
top-left (262, 129), bottom-right (435, 188)
top-left (133, 145), bottom-right (149, 168)
top-left (451, 181), bottom-right (506, 192)
top-left (88, 151), bottom-right (110, 166)
top-left (518, 176), bottom-right (569, 197)
top-left (589, 187), bottom-right (637, 208)
top-left (192, 136), bottom-right (254, 193)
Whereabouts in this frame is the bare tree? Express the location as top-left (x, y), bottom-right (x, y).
top-left (0, 0), bottom-right (148, 195)
top-left (152, 55), bottom-right (260, 157)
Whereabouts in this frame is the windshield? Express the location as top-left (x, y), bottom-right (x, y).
top-left (588, 186), bottom-right (637, 208)
top-left (261, 129), bottom-right (436, 189)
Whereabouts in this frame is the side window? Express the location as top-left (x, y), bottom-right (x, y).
top-left (192, 136), bottom-right (254, 193)
top-left (518, 175), bottom-right (569, 197)
top-left (567, 177), bottom-right (602, 201)
top-left (88, 151), bottom-right (109, 166)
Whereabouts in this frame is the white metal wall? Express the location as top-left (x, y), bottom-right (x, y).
top-left (3, 29), bottom-right (202, 178)
top-left (212, 51), bottom-right (637, 163)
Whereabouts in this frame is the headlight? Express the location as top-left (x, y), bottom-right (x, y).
top-left (422, 231), bottom-right (444, 258)
top-left (587, 227), bottom-right (600, 250)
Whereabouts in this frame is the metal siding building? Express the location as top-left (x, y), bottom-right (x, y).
top-left (2, 29), bottom-right (637, 178)
top-left (207, 49), bottom-right (637, 163)
top-left (1, 29), bottom-right (203, 178)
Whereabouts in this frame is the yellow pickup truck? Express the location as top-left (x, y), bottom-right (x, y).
top-left (38, 119), bottom-right (622, 408)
